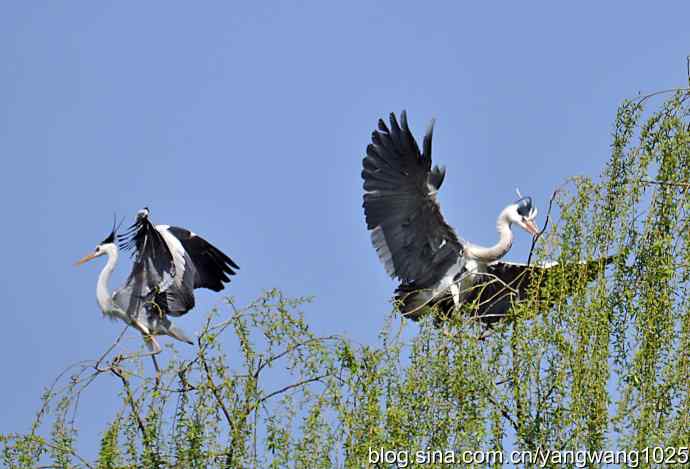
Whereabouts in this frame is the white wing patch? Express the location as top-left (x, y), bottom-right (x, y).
top-left (156, 225), bottom-right (187, 285)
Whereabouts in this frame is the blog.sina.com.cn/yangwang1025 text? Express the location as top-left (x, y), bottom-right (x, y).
top-left (368, 446), bottom-right (690, 467)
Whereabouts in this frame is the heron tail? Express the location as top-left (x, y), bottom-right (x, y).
top-left (167, 325), bottom-right (194, 345)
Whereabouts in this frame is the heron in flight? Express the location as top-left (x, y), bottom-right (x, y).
top-left (75, 208), bottom-right (239, 370)
top-left (362, 111), bottom-right (611, 323)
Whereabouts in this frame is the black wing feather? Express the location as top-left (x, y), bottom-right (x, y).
top-left (362, 111), bottom-right (463, 288)
top-left (165, 226), bottom-right (239, 292)
top-left (121, 216), bottom-right (175, 289)
top-left (117, 214), bottom-right (187, 317)
top-left (467, 257), bottom-right (615, 323)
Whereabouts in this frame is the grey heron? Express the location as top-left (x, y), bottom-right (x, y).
top-left (362, 111), bottom-right (612, 323)
top-left (75, 208), bottom-right (239, 369)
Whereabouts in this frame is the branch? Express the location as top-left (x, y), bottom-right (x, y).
top-left (254, 336), bottom-right (342, 379)
top-left (94, 326), bottom-right (129, 372)
top-left (640, 179), bottom-right (690, 188)
top-left (527, 186), bottom-right (561, 266)
top-left (2, 434), bottom-right (95, 469)
top-left (109, 365), bottom-right (146, 438)
top-left (256, 374), bottom-right (329, 407)
top-left (631, 87), bottom-right (690, 105)
top-left (485, 391), bottom-right (519, 435)
top-left (198, 348), bottom-right (233, 429)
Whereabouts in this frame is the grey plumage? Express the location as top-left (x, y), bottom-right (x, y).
top-left (77, 208), bottom-right (239, 349)
top-left (362, 111), bottom-right (613, 323)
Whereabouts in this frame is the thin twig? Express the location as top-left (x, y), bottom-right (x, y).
top-left (94, 326), bottom-right (129, 372)
top-left (254, 335), bottom-right (343, 378)
top-left (198, 346), bottom-right (234, 429)
top-left (632, 87), bottom-right (690, 105)
top-left (485, 391), bottom-right (519, 434)
top-left (527, 187), bottom-right (561, 266)
top-left (110, 365), bottom-right (146, 437)
top-left (256, 374), bottom-right (329, 406)
top-left (3, 434), bottom-right (95, 469)
top-left (640, 179), bottom-right (690, 188)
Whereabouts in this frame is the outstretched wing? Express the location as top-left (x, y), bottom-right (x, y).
top-left (117, 212), bottom-right (194, 317)
top-left (466, 256), bottom-right (615, 323)
top-left (164, 226), bottom-right (239, 292)
top-left (362, 110), bottom-right (464, 288)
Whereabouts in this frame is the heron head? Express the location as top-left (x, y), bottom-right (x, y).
top-left (507, 191), bottom-right (540, 237)
top-left (74, 218), bottom-right (120, 266)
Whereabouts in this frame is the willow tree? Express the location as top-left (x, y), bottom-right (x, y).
top-left (2, 89), bottom-right (689, 468)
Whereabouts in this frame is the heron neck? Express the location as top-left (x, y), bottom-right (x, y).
top-left (97, 246), bottom-right (118, 313)
top-left (468, 211), bottom-right (513, 262)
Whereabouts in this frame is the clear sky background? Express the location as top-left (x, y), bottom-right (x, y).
top-left (2, 1), bottom-right (689, 458)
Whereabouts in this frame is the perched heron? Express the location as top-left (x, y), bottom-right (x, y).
top-left (75, 208), bottom-right (239, 370)
top-left (362, 111), bottom-right (612, 323)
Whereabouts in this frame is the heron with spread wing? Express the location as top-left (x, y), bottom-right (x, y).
top-left (75, 208), bottom-right (239, 369)
top-left (362, 111), bottom-right (612, 323)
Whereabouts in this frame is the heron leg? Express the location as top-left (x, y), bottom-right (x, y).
top-left (127, 319), bottom-right (163, 385)
top-left (145, 334), bottom-right (162, 353)
top-left (151, 352), bottom-right (161, 388)
top-left (133, 319), bottom-right (151, 336)
top-left (143, 335), bottom-right (162, 387)
top-left (117, 334), bottom-right (160, 358)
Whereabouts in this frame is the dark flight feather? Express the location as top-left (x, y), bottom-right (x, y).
top-left (166, 226), bottom-right (239, 292)
top-left (117, 214), bottom-right (193, 318)
top-left (362, 111), bottom-right (464, 290)
top-left (362, 111), bottom-right (615, 325)
top-left (463, 256), bottom-right (616, 323)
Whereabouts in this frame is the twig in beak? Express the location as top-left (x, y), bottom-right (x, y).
top-left (527, 188), bottom-right (560, 266)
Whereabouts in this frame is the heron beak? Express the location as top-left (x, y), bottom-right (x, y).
top-left (74, 252), bottom-right (99, 266)
top-left (523, 219), bottom-right (540, 237)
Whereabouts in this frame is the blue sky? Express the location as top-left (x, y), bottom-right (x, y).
top-left (1, 1), bottom-right (689, 457)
